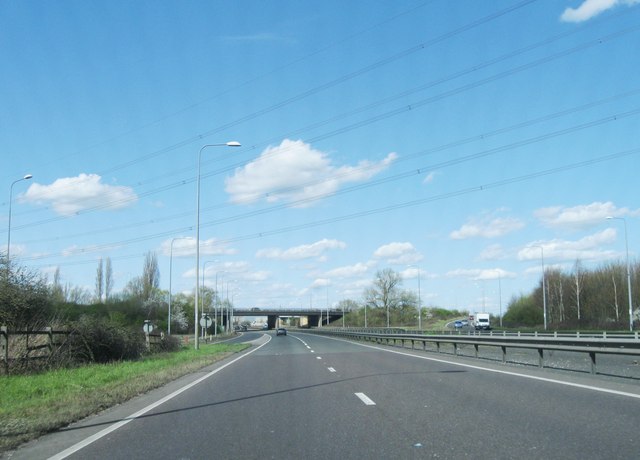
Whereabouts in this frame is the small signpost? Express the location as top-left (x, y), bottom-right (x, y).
top-left (143, 320), bottom-right (154, 334)
top-left (199, 314), bottom-right (213, 340)
top-left (143, 320), bottom-right (153, 350)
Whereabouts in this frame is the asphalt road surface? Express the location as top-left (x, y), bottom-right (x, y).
top-left (6, 331), bottom-right (640, 459)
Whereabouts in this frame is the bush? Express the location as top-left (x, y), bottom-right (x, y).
top-left (68, 316), bottom-right (145, 363)
top-left (153, 334), bottom-right (182, 353)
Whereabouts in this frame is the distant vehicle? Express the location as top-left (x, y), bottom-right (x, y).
top-left (240, 325), bottom-right (247, 331)
top-left (460, 320), bottom-right (468, 326)
top-left (473, 313), bottom-right (491, 330)
top-left (454, 320), bottom-right (463, 329)
top-left (276, 328), bottom-right (287, 336)
top-left (262, 324), bottom-right (269, 330)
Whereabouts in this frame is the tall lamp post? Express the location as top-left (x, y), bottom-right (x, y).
top-left (7, 174), bottom-right (33, 263)
top-left (194, 142), bottom-right (240, 349)
top-left (607, 217), bottom-right (633, 331)
top-left (168, 237), bottom-right (189, 335)
top-left (530, 245), bottom-right (547, 330)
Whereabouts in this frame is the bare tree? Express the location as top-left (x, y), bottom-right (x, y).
top-left (363, 268), bottom-right (403, 327)
top-left (612, 274), bottom-right (620, 321)
top-left (573, 259), bottom-right (584, 321)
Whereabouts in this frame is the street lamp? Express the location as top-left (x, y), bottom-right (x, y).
top-left (607, 216), bottom-right (633, 331)
top-left (194, 142), bottom-right (241, 349)
top-left (168, 237), bottom-right (189, 335)
top-left (530, 245), bottom-right (547, 330)
top-left (7, 174), bottom-right (33, 263)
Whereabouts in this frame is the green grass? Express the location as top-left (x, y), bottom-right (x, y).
top-left (0, 342), bottom-right (249, 452)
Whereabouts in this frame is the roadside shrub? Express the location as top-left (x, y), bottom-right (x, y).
top-left (152, 334), bottom-right (182, 353)
top-left (68, 316), bottom-right (145, 363)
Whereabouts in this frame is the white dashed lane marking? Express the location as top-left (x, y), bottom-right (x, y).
top-left (355, 392), bottom-right (376, 406)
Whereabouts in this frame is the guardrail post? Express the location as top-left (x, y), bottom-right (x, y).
top-left (501, 346), bottom-right (506, 363)
top-left (589, 351), bottom-right (596, 374)
top-left (474, 344), bottom-right (479, 359)
top-left (436, 341), bottom-right (441, 353)
top-left (453, 343), bottom-right (458, 356)
top-left (538, 348), bottom-right (544, 368)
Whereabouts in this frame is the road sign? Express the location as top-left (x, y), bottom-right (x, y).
top-left (143, 321), bottom-right (154, 334)
top-left (200, 314), bottom-right (212, 328)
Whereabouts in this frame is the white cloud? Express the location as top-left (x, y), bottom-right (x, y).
top-left (450, 212), bottom-right (524, 240)
top-left (560, 0), bottom-right (639, 22)
top-left (256, 238), bottom-right (346, 261)
top-left (446, 268), bottom-right (515, 280)
top-left (534, 201), bottom-right (637, 230)
top-left (310, 278), bottom-right (331, 289)
top-left (373, 242), bottom-right (423, 265)
top-left (160, 237), bottom-right (236, 257)
top-left (22, 173), bottom-right (137, 216)
top-left (400, 266), bottom-right (434, 281)
top-left (325, 262), bottom-right (371, 278)
top-left (518, 229), bottom-right (618, 262)
top-left (225, 139), bottom-right (396, 207)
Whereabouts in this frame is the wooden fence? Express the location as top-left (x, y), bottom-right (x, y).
top-left (1, 326), bottom-right (164, 375)
top-left (0, 326), bottom-right (71, 374)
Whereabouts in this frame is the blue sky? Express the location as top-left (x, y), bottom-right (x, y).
top-left (1, 0), bottom-right (639, 316)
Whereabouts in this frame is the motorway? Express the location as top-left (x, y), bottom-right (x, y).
top-left (6, 330), bottom-right (640, 460)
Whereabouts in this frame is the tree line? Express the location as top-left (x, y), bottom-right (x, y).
top-left (2, 252), bottom-right (637, 368)
top-left (503, 259), bottom-right (638, 329)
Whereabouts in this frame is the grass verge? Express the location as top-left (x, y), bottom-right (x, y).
top-left (0, 342), bottom-right (249, 453)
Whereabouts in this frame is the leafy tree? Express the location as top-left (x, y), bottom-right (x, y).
top-left (50, 267), bottom-right (65, 304)
top-left (503, 294), bottom-right (542, 327)
top-left (142, 251), bottom-right (160, 301)
top-left (0, 259), bottom-right (53, 328)
top-left (105, 257), bottom-right (113, 302)
top-left (95, 258), bottom-right (104, 302)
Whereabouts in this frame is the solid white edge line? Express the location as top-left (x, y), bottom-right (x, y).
top-left (49, 335), bottom-right (272, 460)
top-left (355, 392), bottom-right (376, 406)
top-left (304, 333), bottom-right (640, 400)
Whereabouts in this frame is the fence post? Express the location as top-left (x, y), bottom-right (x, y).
top-left (46, 327), bottom-right (53, 355)
top-left (1, 326), bottom-right (8, 374)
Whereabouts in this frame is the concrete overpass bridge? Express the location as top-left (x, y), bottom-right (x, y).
top-left (230, 308), bottom-right (345, 329)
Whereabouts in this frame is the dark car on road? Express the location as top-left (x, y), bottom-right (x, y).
top-left (276, 328), bottom-right (287, 336)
